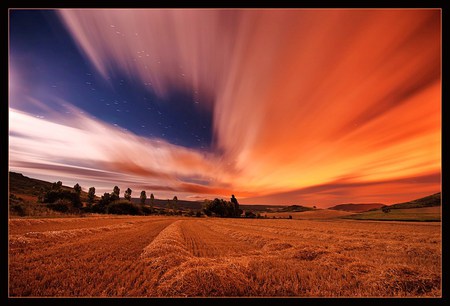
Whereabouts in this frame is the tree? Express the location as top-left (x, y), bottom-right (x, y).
top-left (42, 188), bottom-right (82, 211)
top-left (52, 181), bottom-right (62, 191)
top-left (203, 199), bottom-right (212, 216)
top-left (95, 192), bottom-right (111, 213)
top-left (87, 187), bottom-right (96, 206)
top-left (245, 210), bottom-right (256, 218)
top-left (230, 194), bottom-right (242, 217)
top-left (124, 188), bottom-right (132, 201)
top-left (150, 193), bottom-right (155, 209)
top-left (140, 190), bottom-right (147, 205)
top-left (37, 187), bottom-right (45, 203)
top-left (107, 200), bottom-right (143, 215)
top-left (173, 196), bottom-right (178, 210)
top-left (74, 183), bottom-right (82, 195)
top-left (205, 198), bottom-right (227, 217)
top-left (111, 186), bottom-right (120, 201)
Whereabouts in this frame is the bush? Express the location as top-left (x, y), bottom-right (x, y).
top-left (245, 211), bottom-right (256, 218)
top-left (43, 190), bottom-right (82, 209)
top-left (10, 202), bottom-right (26, 216)
top-left (107, 200), bottom-right (143, 215)
top-left (142, 205), bottom-right (153, 215)
top-left (203, 198), bottom-right (240, 218)
top-left (47, 199), bottom-right (72, 213)
top-left (382, 206), bottom-right (391, 213)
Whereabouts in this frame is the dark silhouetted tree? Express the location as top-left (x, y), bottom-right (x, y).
top-left (150, 193), bottom-right (154, 209)
top-left (173, 196), bottom-right (178, 210)
top-left (74, 183), bottom-right (82, 195)
top-left (245, 210), bottom-right (256, 218)
top-left (87, 187), bottom-right (96, 206)
top-left (111, 186), bottom-right (120, 201)
top-left (124, 188), bottom-right (132, 201)
top-left (42, 187), bottom-right (82, 211)
top-left (37, 187), bottom-right (45, 203)
top-left (231, 194), bottom-right (242, 217)
top-left (203, 199), bottom-right (212, 216)
top-left (52, 181), bottom-right (62, 191)
top-left (95, 192), bottom-right (111, 213)
top-left (207, 198), bottom-right (227, 217)
top-left (140, 190), bottom-right (147, 205)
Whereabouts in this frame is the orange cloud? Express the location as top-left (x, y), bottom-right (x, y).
top-left (10, 9), bottom-right (440, 206)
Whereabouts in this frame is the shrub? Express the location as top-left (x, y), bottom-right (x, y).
top-left (107, 200), bottom-right (143, 215)
top-left (142, 205), bottom-right (153, 215)
top-left (10, 202), bottom-right (26, 216)
top-left (47, 199), bottom-right (72, 213)
top-left (203, 198), bottom-right (240, 217)
top-left (43, 190), bottom-right (82, 209)
top-left (245, 211), bottom-right (256, 218)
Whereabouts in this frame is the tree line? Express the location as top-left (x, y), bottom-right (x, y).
top-left (38, 181), bottom-right (243, 217)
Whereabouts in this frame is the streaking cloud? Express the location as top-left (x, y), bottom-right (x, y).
top-left (9, 9), bottom-right (441, 206)
top-left (9, 104), bottom-right (238, 199)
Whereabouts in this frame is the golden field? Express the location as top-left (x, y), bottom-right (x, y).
top-left (9, 216), bottom-right (441, 297)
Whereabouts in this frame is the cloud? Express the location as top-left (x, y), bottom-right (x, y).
top-left (9, 106), bottom-right (233, 198)
top-left (9, 9), bottom-right (441, 205)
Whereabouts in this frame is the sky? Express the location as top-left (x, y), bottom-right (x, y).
top-left (9, 9), bottom-right (441, 207)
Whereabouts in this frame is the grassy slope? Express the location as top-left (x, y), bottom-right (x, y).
top-left (9, 172), bottom-right (90, 200)
top-left (343, 207), bottom-right (441, 222)
top-left (327, 203), bottom-right (385, 212)
top-left (341, 193), bottom-right (441, 222)
top-left (266, 209), bottom-right (355, 220)
top-left (10, 172), bottom-right (54, 198)
top-left (388, 193), bottom-right (441, 209)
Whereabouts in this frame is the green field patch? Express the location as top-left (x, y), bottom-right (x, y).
top-left (342, 207), bottom-right (441, 222)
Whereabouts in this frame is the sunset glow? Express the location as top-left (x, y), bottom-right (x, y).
top-left (9, 9), bottom-right (441, 206)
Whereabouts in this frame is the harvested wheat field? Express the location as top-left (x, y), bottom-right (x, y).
top-left (8, 216), bottom-right (441, 297)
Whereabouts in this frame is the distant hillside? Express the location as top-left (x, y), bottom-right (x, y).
top-left (9, 172), bottom-right (54, 197)
top-left (277, 205), bottom-right (314, 212)
top-left (387, 193), bottom-right (441, 209)
top-left (340, 193), bottom-right (441, 222)
top-left (328, 203), bottom-right (385, 212)
top-left (9, 172), bottom-right (90, 200)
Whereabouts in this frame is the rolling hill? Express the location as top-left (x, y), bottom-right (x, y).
top-left (9, 172), bottom-right (90, 200)
top-left (276, 205), bottom-right (315, 212)
top-left (341, 193), bottom-right (441, 222)
top-left (387, 193), bottom-right (441, 209)
top-left (327, 203), bottom-right (385, 212)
